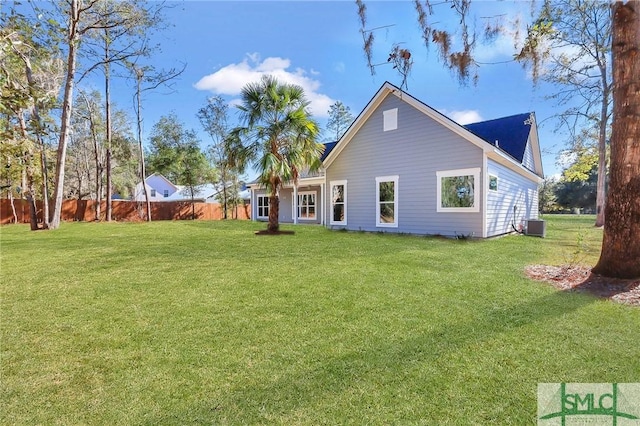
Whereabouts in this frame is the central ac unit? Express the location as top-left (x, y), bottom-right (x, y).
top-left (526, 219), bottom-right (546, 238)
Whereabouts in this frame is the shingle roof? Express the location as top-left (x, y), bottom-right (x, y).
top-left (165, 183), bottom-right (218, 201)
top-left (321, 141), bottom-right (338, 161)
top-left (464, 112), bottom-right (534, 163)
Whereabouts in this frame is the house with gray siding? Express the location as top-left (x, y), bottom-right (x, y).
top-left (248, 82), bottom-right (544, 238)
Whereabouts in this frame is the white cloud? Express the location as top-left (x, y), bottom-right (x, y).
top-left (333, 62), bottom-right (346, 73)
top-left (194, 54), bottom-right (335, 118)
top-left (441, 109), bottom-right (483, 125)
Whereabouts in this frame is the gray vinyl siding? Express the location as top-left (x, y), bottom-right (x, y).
top-left (253, 188), bottom-right (293, 223)
top-left (326, 94), bottom-right (484, 237)
top-left (486, 160), bottom-right (539, 237)
top-left (253, 186), bottom-right (322, 224)
top-left (522, 139), bottom-right (535, 171)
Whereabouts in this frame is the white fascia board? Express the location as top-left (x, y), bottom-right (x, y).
top-left (388, 89), bottom-right (493, 154)
top-left (487, 149), bottom-right (544, 184)
top-left (246, 176), bottom-right (325, 190)
top-left (527, 114), bottom-right (545, 177)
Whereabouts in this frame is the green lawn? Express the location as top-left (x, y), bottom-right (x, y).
top-left (1, 215), bottom-right (637, 424)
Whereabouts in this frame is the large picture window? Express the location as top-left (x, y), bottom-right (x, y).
top-left (257, 195), bottom-right (269, 219)
top-left (297, 191), bottom-right (316, 220)
top-left (436, 168), bottom-right (480, 212)
top-left (330, 181), bottom-right (347, 225)
top-left (376, 175), bottom-right (398, 227)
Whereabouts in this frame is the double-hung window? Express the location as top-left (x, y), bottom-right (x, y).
top-left (376, 175), bottom-right (398, 227)
top-left (330, 181), bottom-right (347, 225)
top-left (297, 191), bottom-right (316, 220)
top-left (257, 195), bottom-right (269, 219)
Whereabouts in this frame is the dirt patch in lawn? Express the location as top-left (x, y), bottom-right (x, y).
top-left (525, 265), bottom-right (640, 307)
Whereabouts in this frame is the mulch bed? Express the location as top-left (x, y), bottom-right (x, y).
top-left (254, 230), bottom-right (296, 236)
top-left (525, 265), bottom-right (640, 307)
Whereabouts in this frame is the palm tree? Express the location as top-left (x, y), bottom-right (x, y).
top-left (226, 75), bottom-right (324, 232)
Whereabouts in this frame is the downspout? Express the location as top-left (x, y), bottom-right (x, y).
top-left (321, 182), bottom-right (325, 226)
top-left (482, 153), bottom-right (488, 238)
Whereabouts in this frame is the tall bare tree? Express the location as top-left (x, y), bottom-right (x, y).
top-left (197, 96), bottom-right (240, 219)
top-left (78, 0), bottom-right (165, 222)
top-left (127, 61), bottom-right (185, 221)
top-left (517, 0), bottom-right (612, 227)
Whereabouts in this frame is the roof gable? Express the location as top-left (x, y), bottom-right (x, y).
top-left (145, 173), bottom-right (179, 191)
top-left (323, 82), bottom-right (493, 167)
top-left (323, 82), bottom-right (543, 181)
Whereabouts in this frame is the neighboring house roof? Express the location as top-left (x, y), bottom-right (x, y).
top-left (464, 113), bottom-right (534, 163)
top-left (323, 81), bottom-right (543, 181)
top-left (247, 141), bottom-right (338, 186)
top-left (146, 172), bottom-right (179, 192)
top-left (165, 183), bottom-right (218, 202)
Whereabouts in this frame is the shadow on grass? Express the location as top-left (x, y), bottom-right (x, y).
top-left (147, 290), bottom-right (594, 423)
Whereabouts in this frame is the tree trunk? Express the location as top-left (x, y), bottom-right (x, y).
top-left (49, 0), bottom-right (79, 230)
top-left (104, 32), bottom-right (113, 222)
top-left (592, 2), bottom-right (640, 278)
top-left (135, 67), bottom-right (151, 221)
top-left (8, 191), bottom-right (18, 224)
top-left (82, 92), bottom-right (103, 221)
top-left (26, 193), bottom-right (39, 231)
top-left (594, 85), bottom-right (609, 227)
top-left (39, 141), bottom-right (50, 228)
top-left (268, 185), bottom-right (280, 232)
top-left (14, 48), bottom-right (50, 228)
top-left (16, 104), bottom-right (40, 230)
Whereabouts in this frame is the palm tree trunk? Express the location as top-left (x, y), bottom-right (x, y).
top-left (268, 184), bottom-right (280, 232)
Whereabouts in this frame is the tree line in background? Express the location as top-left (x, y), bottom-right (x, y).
top-left (1, 1), bottom-right (355, 226)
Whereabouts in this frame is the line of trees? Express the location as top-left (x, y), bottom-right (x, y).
top-left (1, 1), bottom-right (355, 229)
top-left (1, 0), bottom-right (173, 228)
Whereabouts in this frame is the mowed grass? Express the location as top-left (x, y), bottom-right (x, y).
top-left (1, 215), bottom-right (637, 424)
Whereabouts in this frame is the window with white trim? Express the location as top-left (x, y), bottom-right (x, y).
top-left (330, 180), bottom-right (347, 225)
top-left (163, 189), bottom-right (169, 198)
top-left (489, 175), bottom-right (498, 191)
top-left (376, 175), bottom-right (398, 227)
top-left (150, 189), bottom-right (156, 197)
top-left (257, 195), bottom-right (269, 219)
top-left (383, 108), bottom-right (398, 131)
top-left (436, 168), bottom-right (480, 212)
top-left (297, 191), bottom-right (316, 220)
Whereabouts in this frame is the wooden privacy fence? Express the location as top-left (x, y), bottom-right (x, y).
top-left (0, 199), bottom-right (251, 225)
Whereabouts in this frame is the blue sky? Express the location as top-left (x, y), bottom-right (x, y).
top-left (97, 1), bottom-right (569, 180)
